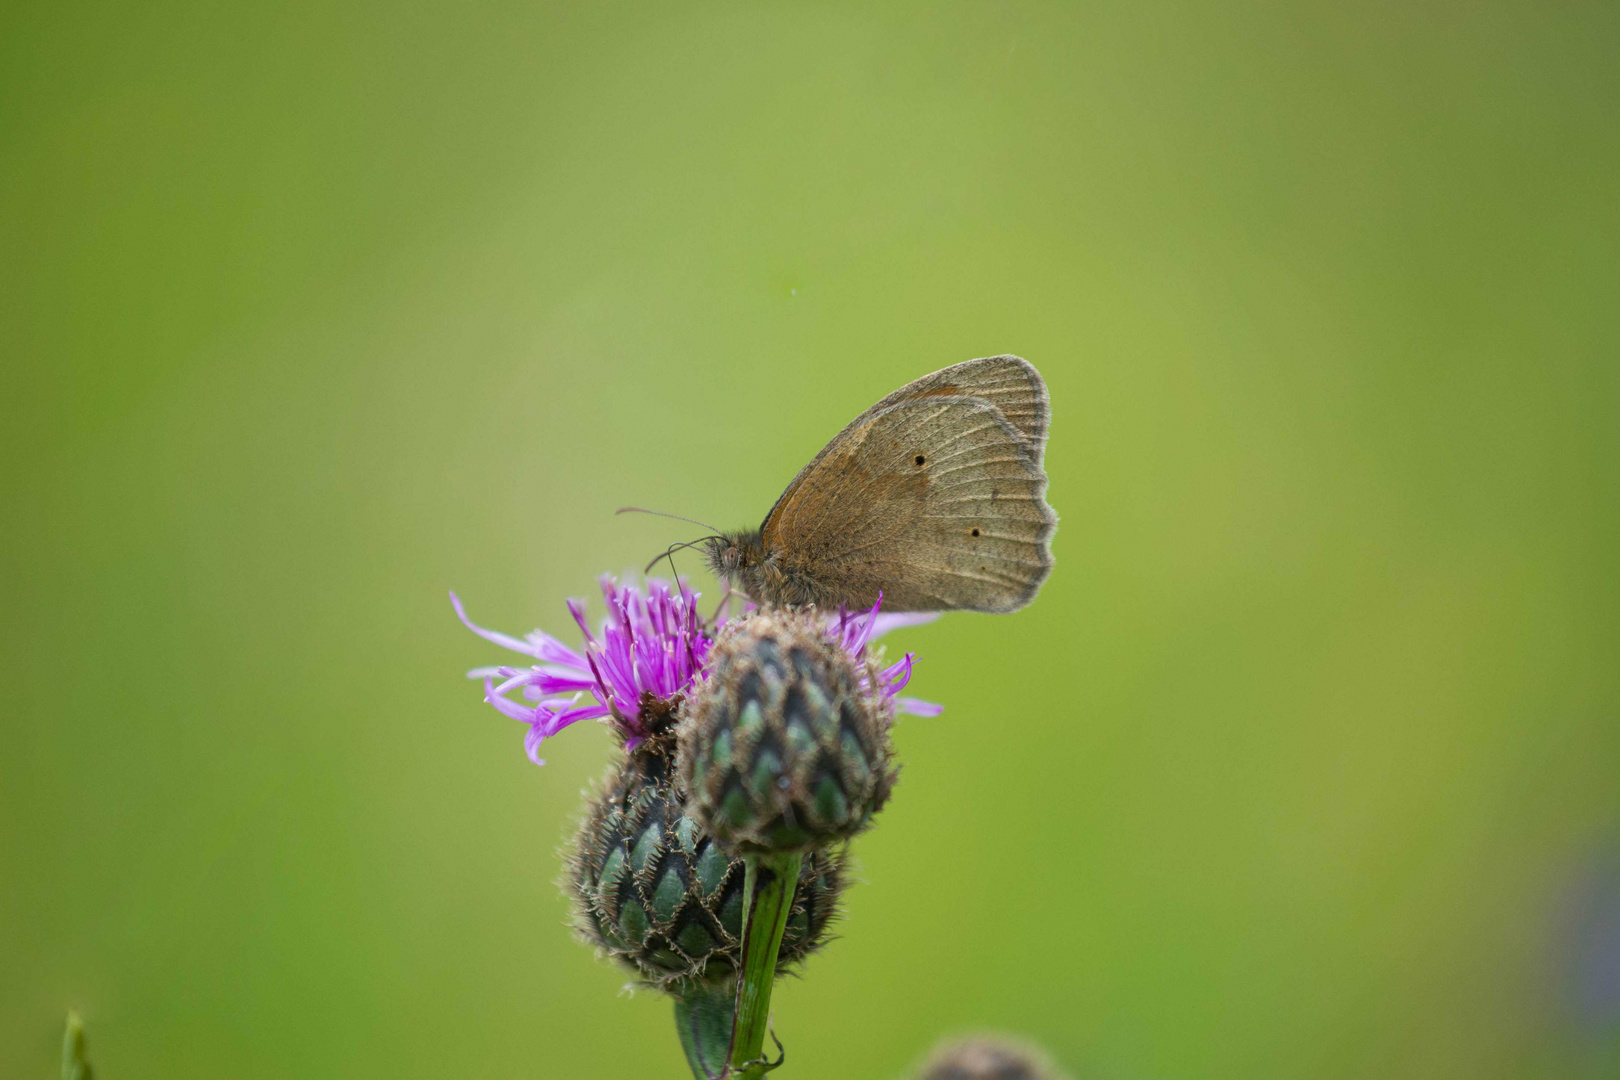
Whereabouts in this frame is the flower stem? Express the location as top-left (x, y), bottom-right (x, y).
top-left (729, 850), bottom-right (802, 1078)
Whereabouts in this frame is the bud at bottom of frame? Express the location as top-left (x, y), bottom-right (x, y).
top-left (915, 1037), bottom-right (1070, 1080)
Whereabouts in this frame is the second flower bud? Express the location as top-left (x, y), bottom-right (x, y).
top-left (678, 609), bottom-right (898, 855)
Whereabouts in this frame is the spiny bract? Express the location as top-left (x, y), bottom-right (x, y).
top-left (565, 738), bottom-right (845, 990)
top-left (678, 609), bottom-right (898, 855)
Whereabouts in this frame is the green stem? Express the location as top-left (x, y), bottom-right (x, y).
top-left (729, 850), bottom-right (803, 1079)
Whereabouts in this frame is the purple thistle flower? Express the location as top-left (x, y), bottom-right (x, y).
top-left (453, 579), bottom-right (940, 766)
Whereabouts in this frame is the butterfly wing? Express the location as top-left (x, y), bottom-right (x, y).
top-left (860, 354), bottom-right (1050, 462)
top-left (759, 356), bottom-right (1050, 537)
top-left (760, 396), bottom-right (1056, 613)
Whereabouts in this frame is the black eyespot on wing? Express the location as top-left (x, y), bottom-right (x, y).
top-left (914, 455), bottom-right (926, 466)
top-left (971, 528), bottom-right (980, 537)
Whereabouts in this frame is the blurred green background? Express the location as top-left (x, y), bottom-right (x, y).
top-left (3, 1), bottom-right (1617, 1077)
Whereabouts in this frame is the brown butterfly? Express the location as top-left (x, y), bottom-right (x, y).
top-left (699, 355), bottom-right (1056, 613)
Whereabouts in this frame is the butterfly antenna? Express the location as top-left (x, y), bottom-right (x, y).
top-left (642, 538), bottom-right (720, 577)
top-left (617, 506), bottom-right (723, 533)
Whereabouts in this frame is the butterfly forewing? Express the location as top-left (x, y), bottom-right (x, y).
top-left (860, 354), bottom-right (1050, 462)
top-left (762, 396), bottom-right (1056, 612)
top-left (760, 356), bottom-right (1050, 535)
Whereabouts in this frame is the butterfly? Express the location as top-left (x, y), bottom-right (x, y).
top-left (700, 355), bottom-right (1056, 613)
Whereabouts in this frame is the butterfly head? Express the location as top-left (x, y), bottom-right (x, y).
top-left (702, 530), bottom-right (767, 594)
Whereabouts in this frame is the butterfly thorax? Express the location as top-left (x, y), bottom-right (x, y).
top-left (703, 530), bottom-right (824, 608)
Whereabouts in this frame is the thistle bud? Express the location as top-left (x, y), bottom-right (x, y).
top-left (565, 737), bottom-right (845, 990)
top-left (678, 610), bottom-right (897, 855)
top-left (915, 1038), bottom-right (1068, 1080)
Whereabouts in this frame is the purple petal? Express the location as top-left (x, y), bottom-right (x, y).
top-left (531, 673), bottom-right (598, 694)
top-left (482, 677), bottom-right (539, 723)
top-left (552, 702), bottom-right (612, 727)
top-left (491, 669), bottom-right (547, 697)
top-left (567, 598), bottom-right (594, 643)
top-left (522, 725), bottom-right (548, 766)
top-left (526, 633), bottom-right (590, 669)
top-left (896, 697), bottom-right (944, 717)
top-left (857, 593), bottom-right (887, 645)
top-left (534, 661), bottom-right (594, 680)
top-left (868, 611), bottom-right (942, 639)
top-left (880, 653), bottom-right (916, 693)
top-left (452, 592), bottom-right (542, 658)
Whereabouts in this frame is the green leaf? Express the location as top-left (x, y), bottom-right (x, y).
top-left (673, 984), bottom-right (734, 1080)
top-left (62, 1012), bottom-right (93, 1080)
